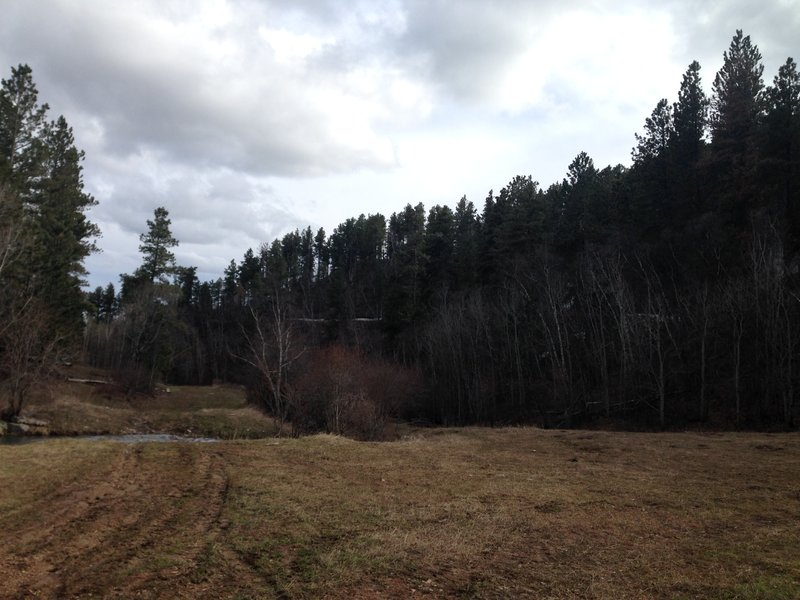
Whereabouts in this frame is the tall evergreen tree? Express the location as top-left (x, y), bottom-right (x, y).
top-left (452, 196), bottom-right (479, 291)
top-left (495, 175), bottom-right (545, 267)
top-left (556, 152), bottom-right (598, 251)
top-left (711, 30), bottom-right (765, 148)
top-left (34, 116), bottom-right (99, 336)
top-left (222, 259), bottom-right (238, 305)
top-left (633, 99), bottom-right (674, 165)
top-left (671, 60), bottom-right (709, 226)
top-left (0, 64), bottom-right (48, 199)
top-left (102, 282), bottom-right (117, 320)
top-left (238, 248), bottom-right (261, 301)
top-left (176, 266), bottom-right (199, 308)
top-left (673, 61), bottom-right (709, 167)
top-left (761, 57), bottom-right (800, 251)
top-left (631, 100), bottom-right (674, 234)
top-left (136, 207), bottom-right (178, 283)
top-left (385, 203), bottom-right (426, 333)
top-left (423, 204), bottom-right (455, 299)
top-left (709, 30), bottom-right (765, 223)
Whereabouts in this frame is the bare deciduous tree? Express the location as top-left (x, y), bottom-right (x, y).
top-left (239, 294), bottom-right (304, 435)
top-left (636, 254), bottom-right (679, 428)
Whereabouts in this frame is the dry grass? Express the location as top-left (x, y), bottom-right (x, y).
top-left (21, 372), bottom-right (278, 439)
top-left (1, 426), bottom-right (799, 598)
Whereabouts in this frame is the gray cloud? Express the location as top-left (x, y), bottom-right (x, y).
top-left (393, 0), bottom-right (555, 102)
top-left (2, 0), bottom-right (401, 177)
top-left (668, 0), bottom-right (800, 69)
top-left (1, 0), bottom-right (797, 289)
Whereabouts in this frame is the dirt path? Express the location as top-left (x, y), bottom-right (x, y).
top-left (0, 443), bottom-right (256, 599)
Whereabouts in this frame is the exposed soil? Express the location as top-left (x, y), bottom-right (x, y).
top-left (0, 442), bottom-right (224, 597)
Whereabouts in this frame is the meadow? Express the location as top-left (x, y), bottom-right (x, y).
top-left (1, 384), bottom-right (798, 599)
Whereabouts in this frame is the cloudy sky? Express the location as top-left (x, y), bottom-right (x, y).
top-left (1, 0), bottom-right (798, 288)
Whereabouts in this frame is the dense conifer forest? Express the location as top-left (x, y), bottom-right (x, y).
top-left (3, 31), bottom-right (799, 434)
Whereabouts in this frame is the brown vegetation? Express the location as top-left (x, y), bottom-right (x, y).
top-left (17, 366), bottom-right (277, 439)
top-left (1, 424), bottom-right (798, 598)
top-left (291, 345), bottom-right (422, 439)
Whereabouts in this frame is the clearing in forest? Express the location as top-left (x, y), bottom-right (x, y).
top-left (1, 423), bottom-right (799, 598)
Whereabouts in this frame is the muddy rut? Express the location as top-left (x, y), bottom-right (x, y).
top-left (0, 443), bottom-right (263, 599)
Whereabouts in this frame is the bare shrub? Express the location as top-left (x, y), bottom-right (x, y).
top-left (0, 298), bottom-right (59, 419)
top-left (292, 345), bottom-right (421, 440)
top-left (111, 365), bottom-right (155, 397)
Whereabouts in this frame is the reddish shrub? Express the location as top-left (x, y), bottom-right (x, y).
top-left (291, 345), bottom-right (421, 440)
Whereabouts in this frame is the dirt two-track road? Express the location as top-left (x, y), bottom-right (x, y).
top-left (0, 442), bottom-right (248, 597)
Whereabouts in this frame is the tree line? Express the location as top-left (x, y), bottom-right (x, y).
top-left (10, 30), bottom-right (800, 433)
top-left (88, 30), bottom-right (800, 431)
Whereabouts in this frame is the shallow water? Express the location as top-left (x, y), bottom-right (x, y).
top-left (0, 433), bottom-right (219, 445)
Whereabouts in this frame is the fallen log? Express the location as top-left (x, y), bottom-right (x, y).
top-left (67, 378), bottom-right (113, 385)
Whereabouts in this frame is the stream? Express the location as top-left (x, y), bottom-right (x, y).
top-left (0, 434), bottom-right (220, 445)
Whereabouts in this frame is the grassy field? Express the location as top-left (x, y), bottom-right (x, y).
top-left (1, 402), bottom-right (799, 598)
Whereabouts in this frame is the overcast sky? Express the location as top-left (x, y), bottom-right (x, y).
top-left (1, 0), bottom-right (798, 288)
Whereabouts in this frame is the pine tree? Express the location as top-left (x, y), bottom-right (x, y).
top-left (709, 30), bottom-right (765, 224)
top-left (761, 57), bottom-right (800, 251)
top-left (633, 99), bottom-right (674, 165)
top-left (136, 207), bottom-right (178, 283)
top-left (176, 266), bottom-right (198, 307)
top-left (556, 152), bottom-right (598, 251)
top-left (86, 282), bottom-right (117, 322)
top-left (423, 204), bottom-right (454, 298)
top-left (87, 286), bottom-right (104, 321)
top-left (222, 259), bottom-right (238, 305)
top-left (671, 61), bottom-right (709, 225)
top-left (673, 61), bottom-right (709, 167)
top-left (0, 64), bottom-right (48, 199)
top-left (238, 248), bottom-right (261, 300)
top-left (384, 203), bottom-right (426, 332)
top-left (711, 31), bottom-right (764, 150)
top-left (102, 283), bottom-right (117, 320)
top-left (452, 196), bottom-right (479, 290)
top-left (630, 100), bottom-right (674, 233)
top-left (33, 116), bottom-right (99, 336)
top-left (495, 175), bottom-right (544, 267)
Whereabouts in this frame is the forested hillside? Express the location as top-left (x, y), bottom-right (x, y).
top-left (15, 30), bottom-right (800, 432)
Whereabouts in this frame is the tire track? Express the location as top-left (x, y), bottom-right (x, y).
top-left (0, 444), bottom-right (231, 599)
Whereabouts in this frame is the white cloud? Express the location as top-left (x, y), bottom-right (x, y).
top-left (260, 27), bottom-right (333, 65)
